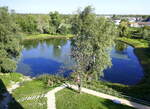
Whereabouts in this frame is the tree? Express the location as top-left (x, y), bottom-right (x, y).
top-left (118, 19), bottom-right (130, 37)
top-left (112, 14), bottom-right (119, 20)
top-left (49, 11), bottom-right (62, 34)
top-left (71, 6), bottom-right (117, 93)
top-left (16, 14), bottom-right (37, 33)
top-left (0, 7), bottom-right (22, 73)
top-left (142, 26), bottom-right (150, 41)
top-left (36, 15), bottom-right (50, 34)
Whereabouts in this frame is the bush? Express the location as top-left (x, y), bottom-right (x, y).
top-left (36, 74), bottom-right (66, 87)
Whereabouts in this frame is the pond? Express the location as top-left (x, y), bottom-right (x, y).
top-left (16, 39), bottom-right (144, 85)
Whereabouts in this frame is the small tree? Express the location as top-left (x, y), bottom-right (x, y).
top-left (118, 19), bottom-right (130, 37)
top-left (71, 6), bottom-right (117, 93)
top-left (142, 26), bottom-right (150, 41)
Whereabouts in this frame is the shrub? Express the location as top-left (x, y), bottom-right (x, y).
top-left (36, 74), bottom-right (66, 87)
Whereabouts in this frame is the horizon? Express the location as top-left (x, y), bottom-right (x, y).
top-left (0, 0), bottom-right (150, 15)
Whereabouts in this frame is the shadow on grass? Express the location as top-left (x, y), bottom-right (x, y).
top-left (66, 87), bottom-right (79, 93)
top-left (0, 79), bottom-right (23, 109)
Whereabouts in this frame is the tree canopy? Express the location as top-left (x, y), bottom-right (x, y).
top-left (71, 6), bottom-right (117, 92)
top-left (118, 19), bottom-right (130, 37)
top-left (0, 7), bottom-right (22, 73)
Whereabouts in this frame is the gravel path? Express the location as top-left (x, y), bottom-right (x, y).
top-left (46, 84), bottom-right (150, 109)
top-left (69, 84), bottom-right (150, 109)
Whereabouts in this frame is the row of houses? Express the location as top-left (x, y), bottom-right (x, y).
top-left (101, 15), bottom-right (150, 27)
top-left (130, 22), bottom-right (150, 27)
top-left (113, 18), bottom-right (150, 27)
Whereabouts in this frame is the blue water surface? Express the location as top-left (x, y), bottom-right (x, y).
top-left (16, 39), bottom-right (144, 85)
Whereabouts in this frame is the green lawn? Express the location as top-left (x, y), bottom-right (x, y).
top-left (0, 73), bottom-right (25, 101)
top-left (56, 88), bottom-right (135, 109)
top-left (7, 74), bottom-right (63, 109)
top-left (9, 78), bottom-right (54, 109)
top-left (118, 37), bottom-right (149, 48)
top-left (9, 97), bottom-right (47, 109)
top-left (0, 72), bottom-right (24, 88)
top-left (11, 79), bottom-right (53, 99)
top-left (23, 34), bottom-right (73, 40)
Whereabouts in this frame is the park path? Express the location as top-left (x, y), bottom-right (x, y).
top-left (46, 84), bottom-right (68, 109)
top-left (46, 84), bottom-right (150, 109)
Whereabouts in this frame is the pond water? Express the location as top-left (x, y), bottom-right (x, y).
top-left (16, 39), bottom-right (144, 85)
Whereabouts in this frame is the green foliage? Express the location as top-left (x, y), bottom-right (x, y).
top-left (0, 72), bottom-right (23, 87)
top-left (57, 23), bottom-right (72, 35)
top-left (23, 33), bottom-right (73, 40)
top-left (112, 14), bottom-right (119, 20)
top-left (118, 37), bottom-right (149, 48)
top-left (118, 19), bottom-right (130, 37)
top-left (36, 15), bottom-right (50, 34)
top-left (36, 74), bottom-right (66, 87)
top-left (49, 11), bottom-right (62, 34)
top-left (49, 11), bottom-right (72, 35)
top-left (0, 7), bottom-right (22, 73)
top-left (142, 26), bottom-right (150, 41)
top-left (115, 41), bottom-right (127, 52)
top-left (56, 89), bottom-right (134, 109)
top-left (16, 14), bottom-right (37, 33)
top-left (71, 6), bottom-right (117, 82)
top-left (11, 79), bottom-right (53, 99)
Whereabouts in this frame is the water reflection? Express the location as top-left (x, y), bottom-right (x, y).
top-left (115, 41), bottom-right (127, 52)
top-left (111, 41), bottom-right (129, 60)
top-left (16, 39), bottom-right (144, 85)
top-left (102, 42), bottom-right (144, 85)
top-left (17, 39), bottom-right (70, 76)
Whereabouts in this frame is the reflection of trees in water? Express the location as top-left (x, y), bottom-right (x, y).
top-left (16, 61), bottom-right (32, 75)
top-left (115, 41), bottom-right (127, 52)
top-left (22, 40), bottom-right (39, 50)
top-left (22, 39), bottom-right (67, 50)
top-left (53, 46), bottom-right (61, 57)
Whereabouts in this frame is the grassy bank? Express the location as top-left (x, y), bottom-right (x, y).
top-left (0, 73), bottom-right (25, 101)
top-left (0, 73), bottom-right (64, 109)
top-left (23, 34), bottom-right (73, 40)
top-left (118, 37), bottom-right (149, 48)
top-left (9, 74), bottom-right (65, 109)
top-left (56, 88), bottom-right (134, 109)
top-left (0, 73), bottom-right (24, 88)
top-left (9, 79), bottom-right (50, 109)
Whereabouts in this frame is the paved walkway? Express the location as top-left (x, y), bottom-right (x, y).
top-left (46, 84), bottom-right (150, 109)
top-left (46, 85), bottom-right (67, 109)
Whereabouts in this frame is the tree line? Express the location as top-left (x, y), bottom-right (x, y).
top-left (13, 12), bottom-right (72, 35)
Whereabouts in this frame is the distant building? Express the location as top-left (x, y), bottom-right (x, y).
top-left (114, 20), bottom-right (121, 25)
top-left (130, 22), bottom-right (140, 27)
top-left (138, 22), bottom-right (150, 27)
top-left (130, 22), bottom-right (150, 27)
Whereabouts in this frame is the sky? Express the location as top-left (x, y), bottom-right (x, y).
top-left (0, 0), bottom-right (150, 15)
